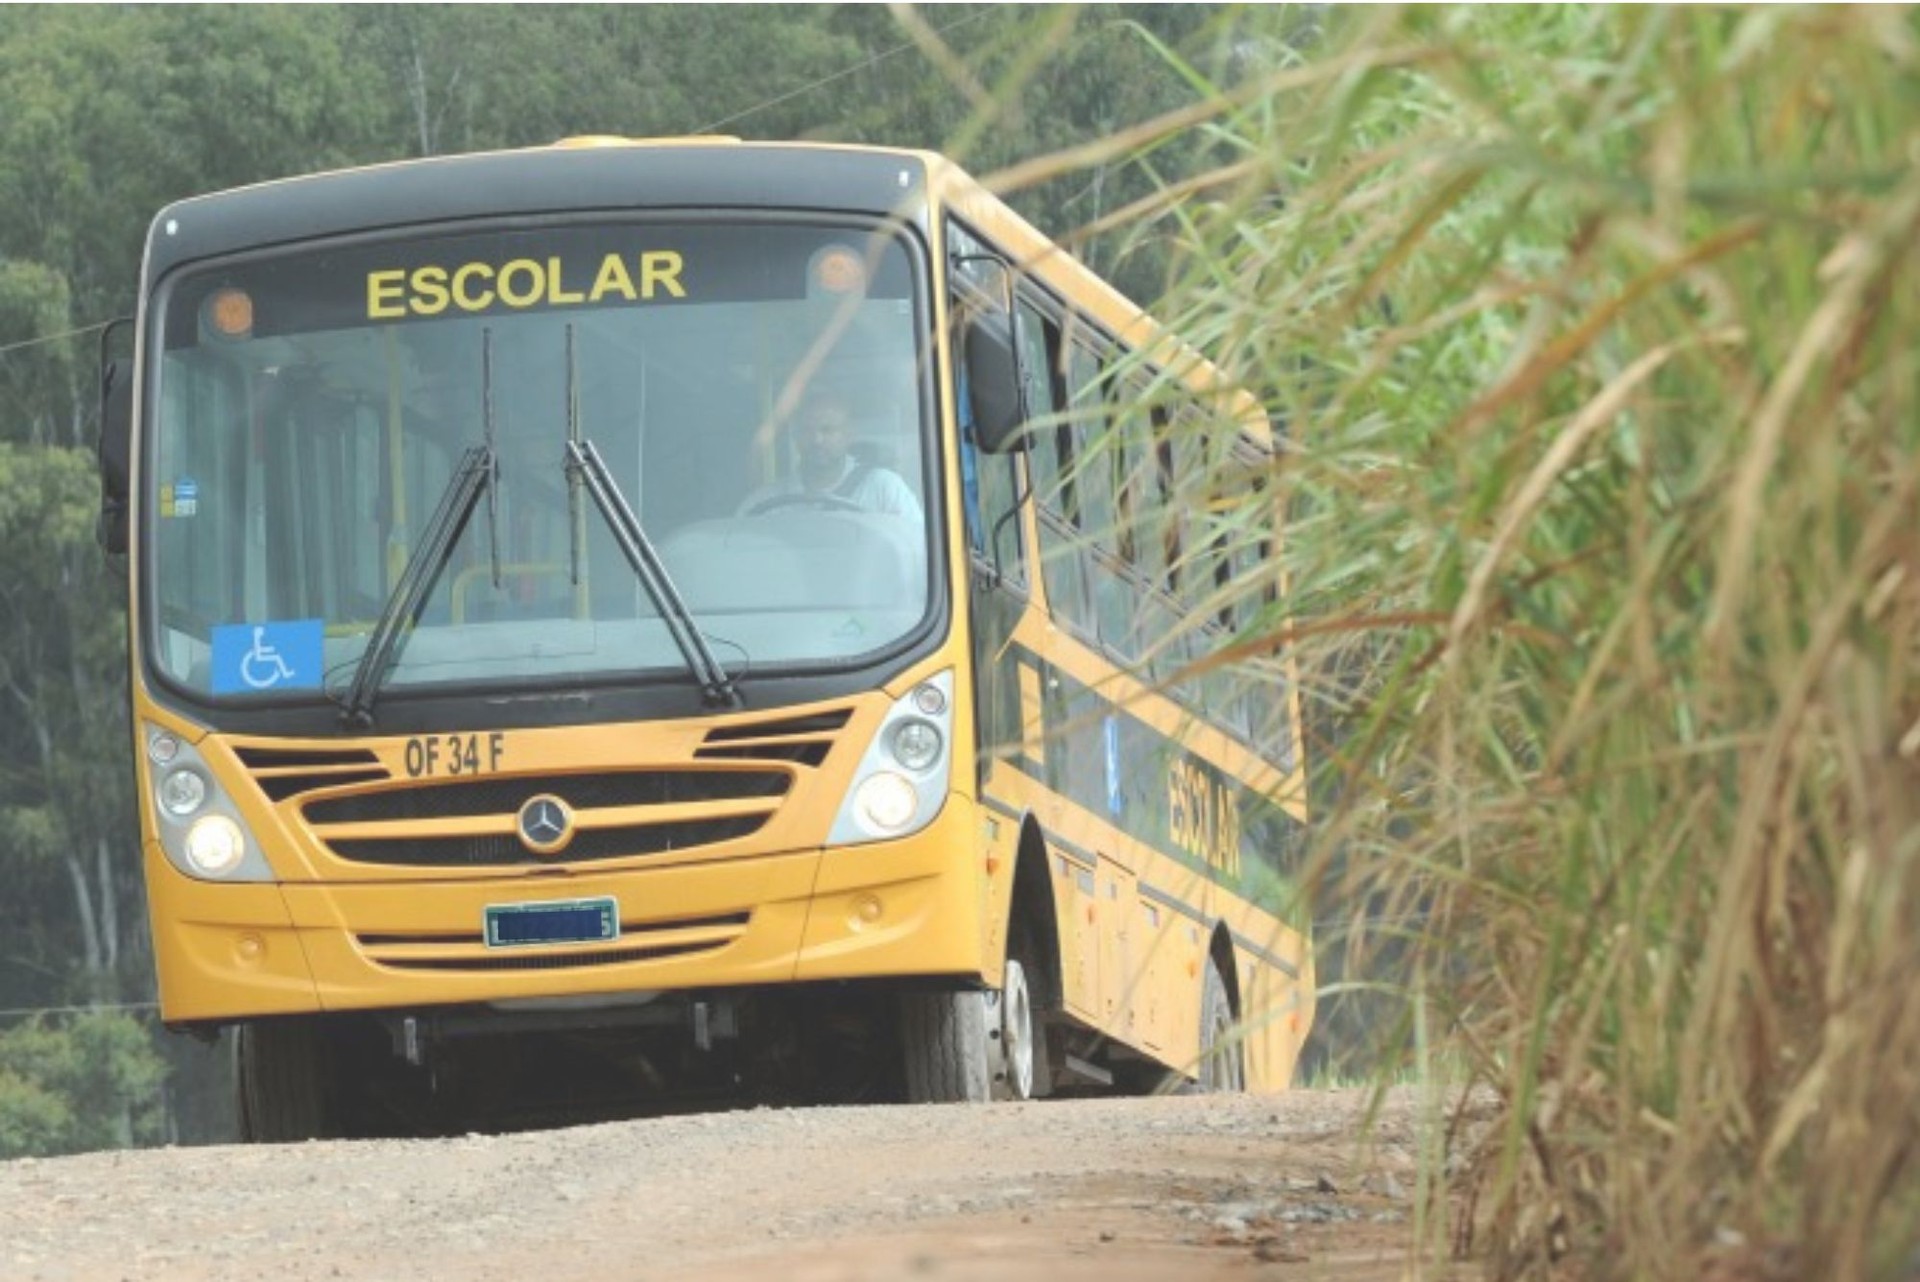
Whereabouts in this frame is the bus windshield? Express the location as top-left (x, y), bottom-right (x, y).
top-left (145, 219), bottom-right (934, 704)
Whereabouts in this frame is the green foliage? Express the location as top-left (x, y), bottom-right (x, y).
top-left (0, 1014), bottom-right (167, 1157)
top-left (1076, 5), bottom-right (1920, 1278)
top-left (0, 1069), bottom-right (68, 1159)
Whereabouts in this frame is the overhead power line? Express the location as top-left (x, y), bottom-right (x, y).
top-left (3, 17), bottom-right (998, 366)
top-left (0, 319), bottom-right (112, 360)
top-left (689, 8), bottom-right (994, 137)
top-left (0, 1000), bottom-right (159, 1021)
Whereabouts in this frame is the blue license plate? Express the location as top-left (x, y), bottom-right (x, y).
top-left (483, 897), bottom-right (619, 948)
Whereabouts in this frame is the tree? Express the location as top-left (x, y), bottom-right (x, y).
top-left (0, 443), bottom-right (135, 1005)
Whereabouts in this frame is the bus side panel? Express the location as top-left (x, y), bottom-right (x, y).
top-left (1230, 929), bottom-right (1315, 1091)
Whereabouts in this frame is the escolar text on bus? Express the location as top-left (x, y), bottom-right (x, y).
top-left (1167, 756), bottom-right (1243, 880)
top-left (366, 252), bottom-right (687, 319)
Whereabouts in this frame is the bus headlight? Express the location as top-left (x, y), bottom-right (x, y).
top-left (159, 767), bottom-right (209, 816)
top-left (142, 721), bottom-right (274, 883)
top-left (889, 719), bottom-right (943, 772)
top-left (856, 772), bottom-right (919, 833)
top-left (827, 670), bottom-right (955, 847)
top-left (184, 815), bottom-right (247, 877)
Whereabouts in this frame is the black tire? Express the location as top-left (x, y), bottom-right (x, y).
top-left (235, 1019), bottom-right (331, 1142)
top-left (899, 987), bottom-right (992, 1103)
top-left (1194, 956), bottom-right (1245, 1093)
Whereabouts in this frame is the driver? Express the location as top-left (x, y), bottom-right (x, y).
top-left (740, 393), bottom-right (922, 522)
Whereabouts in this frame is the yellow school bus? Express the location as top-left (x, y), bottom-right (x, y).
top-left (97, 137), bottom-right (1313, 1138)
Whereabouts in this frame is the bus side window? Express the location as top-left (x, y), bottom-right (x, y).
top-left (1069, 350), bottom-right (1134, 658)
top-left (1111, 387), bottom-right (1143, 567)
top-left (954, 300), bottom-right (1029, 589)
top-left (1066, 344), bottom-right (1112, 553)
top-left (1034, 422), bottom-right (1092, 635)
top-left (973, 297), bottom-right (1061, 590)
top-left (1016, 298), bottom-right (1056, 437)
top-left (1156, 410), bottom-right (1182, 597)
top-left (976, 449), bottom-right (1026, 588)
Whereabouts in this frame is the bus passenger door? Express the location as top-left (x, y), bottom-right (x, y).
top-left (961, 420), bottom-right (1030, 809)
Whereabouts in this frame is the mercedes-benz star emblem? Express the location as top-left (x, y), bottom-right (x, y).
top-left (515, 794), bottom-right (575, 856)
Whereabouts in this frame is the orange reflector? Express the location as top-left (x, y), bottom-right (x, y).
top-left (812, 246), bottom-right (866, 296)
top-left (205, 288), bottom-right (253, 338)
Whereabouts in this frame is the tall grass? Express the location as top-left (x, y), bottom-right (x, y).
top-left (989, 6), bottom-right (1919, 1279)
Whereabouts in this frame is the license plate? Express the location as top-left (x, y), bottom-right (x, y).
top-left (483, 897), bottom-right (619, 948)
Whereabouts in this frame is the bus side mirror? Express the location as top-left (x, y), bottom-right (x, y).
top-left (964, 307), bottom-right (1028, 454)
top-left (98, 358), bottom-right (131, 554)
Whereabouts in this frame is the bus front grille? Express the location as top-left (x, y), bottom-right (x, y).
top-left (694, 709), bottom-right (851, 767)
top-left (328, 816), bottom-right (768, 867)
top-left (234, 746), bottom-right (391, 802)
top-left (305, 769), bottom-right (789, 824)
top-left (304, 769), bottom-right (791, 868)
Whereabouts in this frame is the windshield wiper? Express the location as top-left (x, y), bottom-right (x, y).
top-left (339, 442), bottom-right (496, 727)
top-left (339, 329), bottom-right (506, 727)
top-left (561, 325), bottom-right (738, 708)
top-left (566, 437), bottom-right (739, 709)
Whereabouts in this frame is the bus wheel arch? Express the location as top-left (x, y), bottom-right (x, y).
top-left (1000, 814), bottom-right (1060, 1098)
top-left (1196, 926), bottom-right (1246, 1093)
top-left (899, 813), bottom-right (1061, 1104)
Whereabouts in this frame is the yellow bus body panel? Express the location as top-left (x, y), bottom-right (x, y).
top-left (148, 788), bottom-right (985, 1024)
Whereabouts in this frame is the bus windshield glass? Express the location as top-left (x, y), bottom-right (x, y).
top-left (145, 219), bottom-right (933, 703)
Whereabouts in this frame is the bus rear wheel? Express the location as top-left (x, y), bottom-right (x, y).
top-left (235, 1018), bottom-right (332, 1142)
top-left (1194, 956), bottom-right (1245, 1092)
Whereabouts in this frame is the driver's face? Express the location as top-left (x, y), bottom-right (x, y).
top-left (794, 410), bottom-right (852, 474)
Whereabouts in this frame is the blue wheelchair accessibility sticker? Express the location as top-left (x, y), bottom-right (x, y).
top-left (211, 620), bottom-right (324, 695)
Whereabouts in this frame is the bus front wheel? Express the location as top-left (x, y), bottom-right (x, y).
top-left (235, 1019), bottom-right (331, 1142)
top-left (900, 942), bottom-right (1051, 1104)
top-left (899, 986), bottom-right (992, 1103)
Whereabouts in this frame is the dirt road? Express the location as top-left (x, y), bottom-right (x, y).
top-left (0, 1090), bottom-right (1445, 1282)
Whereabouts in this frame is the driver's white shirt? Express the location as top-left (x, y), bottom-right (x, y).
top-left (741, 458), bottom-right (922, 522)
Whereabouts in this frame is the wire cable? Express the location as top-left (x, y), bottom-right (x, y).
top-left (688, 7), bottom-right (994, 137)
top-left (0, 318), bottom-right (113, 359)
top-left (0, 1000), bottom-right (160, 1021)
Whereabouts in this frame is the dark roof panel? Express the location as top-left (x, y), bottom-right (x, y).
top-left (145, 144), bottom-right (932, 283)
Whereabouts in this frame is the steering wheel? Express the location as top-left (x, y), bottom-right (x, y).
top-left (743, 492), bottom-right (866, 516)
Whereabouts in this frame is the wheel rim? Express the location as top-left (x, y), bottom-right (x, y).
top-left (1213, 1010), bottom-right (1244, 1091)
top-left (1202, 984), bottom-right (1243, 1092)
top-left (996, 960), bottom-right (1035, 1101)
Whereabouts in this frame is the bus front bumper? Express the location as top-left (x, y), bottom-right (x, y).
top-left (146, 795), bottom-right (984, 1024)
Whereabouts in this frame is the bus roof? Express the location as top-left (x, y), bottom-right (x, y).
top-left (143, 139), bottom-right (943, 286)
